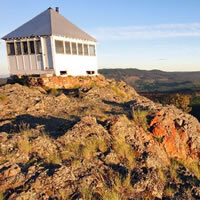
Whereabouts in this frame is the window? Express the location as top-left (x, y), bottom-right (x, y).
top-left (65, 42), bottom-right (71, 54)
top-left (72, 42), bottom-right (77, 55)
top-left (55, 40), bottom-right (64, 54)
top-left (7, 42), bottom-right (15, 56)
top-left (83, 44), bottom-right (89, 56)
top-left (22, 41), bottom-right (28, 55)
top-left (16, 42), bottom-right (22, 55)
top-left (89, 45), bottom-right (96, 56)
top-left (29, 41), bottom-right (35, 54)
top-left (78, 43), bottom-right (83, 55)
top-left (36, 40), bottom-right (42, 54)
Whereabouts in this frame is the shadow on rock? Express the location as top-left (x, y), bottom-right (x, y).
top-left (103, 100), bottom-right (137, 119)
top-left (0, 114), bottom-right (80, 138)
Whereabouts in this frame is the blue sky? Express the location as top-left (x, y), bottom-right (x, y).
top-left (1, 0), bottom-right (200, 75)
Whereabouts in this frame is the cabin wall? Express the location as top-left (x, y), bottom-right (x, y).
top-left (6, 37), bottom-right (55, 75)
top-left (52, 36), bottom-right (98, 76)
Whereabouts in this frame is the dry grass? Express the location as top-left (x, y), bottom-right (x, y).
top-left (180, 160), bottom-right (200, 180)
top-left (82, 136), bottom-right (108, 159)
top-left (101, 190), bottom-right (122, 200)
top-left (50, 88), bottom-right (59, 95)
top-left (17, 124), bottom-right (33, 155)
top-left (98, 172), bottom-right (134, 200)
top-left (61, 135), bottom-right (108, 161)
top-left (58, 188), bottom-right (72, 200)
top-left (169, 159), bottom-right (180, 181)
top-left (111, 85), bottom-right (127, 98)
top-left (45, 152), bottom-right (62, 165)
top-left (0, 192), bottom-right (4, 200)
top-left (0, 95), bottom-right (7, 102)
top-left (71, 159), bottom-right (82, 168)
top-left (18, 136), bottom-right (32, 155)
top-left (70, 84), bottom-right (81, 89)
top-left (80, 185), bottom-right (93, 200)
top-left (132, 108), bottom-right (149, 131)
top-left (61, 142), bottom-right (83, 161)
top-left (112, 134), bottom-right (136, 169)
top-left (163, 185), bottom-right (176, 197)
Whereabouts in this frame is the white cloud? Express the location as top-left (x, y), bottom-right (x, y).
top-left (90, 23), bottom-right (200, 40)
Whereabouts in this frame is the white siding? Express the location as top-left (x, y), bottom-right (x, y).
top-left (30, 55), bottom-right (37, 70)
top-left (17, 56), bottom-right (24, 70)
top-left (52, 36), bottom-right (98, 76)
top-left (8, 56), bottom-right (17, 74)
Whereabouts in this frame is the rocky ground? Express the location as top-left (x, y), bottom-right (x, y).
top-left (0, 76), bottom-right (200, 200)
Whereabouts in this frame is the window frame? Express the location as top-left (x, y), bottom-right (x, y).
top-left (71, 42), bottom-right (77, 55)
top-left (29, 40), bottom-right (35, 54)
top-left (55, 40), bottom-right (64, 54)
top-left (89, 45), bottom-right (96, 56)
top-left (22, 41), bottom-right (28, 55)
top-left (7, 42), bottom-right (15, 56)
top-left (35, 40), bottom-right (42, 54)
top-left (65, 41), bottom-right (71, 54)
top-left (78, 43), bottom-right (83, 55)
top-left (15, 41), bottom-right (22, 55)
top-left (83, 44), bottom-right (89, 56)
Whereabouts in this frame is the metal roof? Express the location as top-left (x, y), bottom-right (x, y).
top-left (2, 8), bottom-right (96, 42)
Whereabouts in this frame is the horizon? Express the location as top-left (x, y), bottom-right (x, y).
top-left (2, 67), bottom-right (200, 78)
top-left (1, 0), bottom-right (200, 75)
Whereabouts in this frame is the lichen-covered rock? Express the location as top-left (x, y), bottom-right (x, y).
top-left (0, 76), bottom-right (200, 199)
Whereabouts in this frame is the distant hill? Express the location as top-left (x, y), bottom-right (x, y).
top-left (99, 68), bottom-right (200, 93)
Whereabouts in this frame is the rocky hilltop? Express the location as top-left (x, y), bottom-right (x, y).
top-left (0, 76), bottom-right (200, 200)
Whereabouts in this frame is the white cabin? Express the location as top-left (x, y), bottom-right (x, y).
top-left (2, 7), bottom-right (98, 76)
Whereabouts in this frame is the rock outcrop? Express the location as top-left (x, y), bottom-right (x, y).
top-left (0, 76), bottom-right (200, 200)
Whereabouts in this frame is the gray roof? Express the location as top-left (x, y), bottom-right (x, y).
top-left (2, 8), bottom-right (96, 42)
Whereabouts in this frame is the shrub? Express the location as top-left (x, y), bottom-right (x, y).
top-left (191, 95), bottom-right (200, 105)
top-left (155, 93), bottom-right (192, 113)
